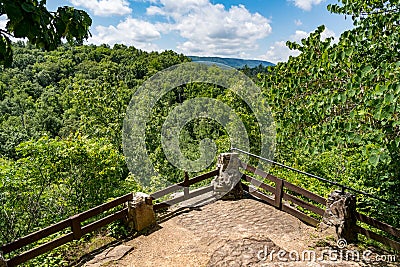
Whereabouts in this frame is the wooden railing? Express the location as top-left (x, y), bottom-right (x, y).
top-left (151, 169), bottom-right (219, 210)
top-left (240, 161), bottom-right (400, 251)
top-left (2, 159), bottom-right (399, 266)
top-left (0, 169), bottom-right (220, 266)
top-left (240, 161), bottom-right (325, 227)
top-left (355, 212), bottom-right (400, 250)
top-left (1, 193), bottom-right (133, 266)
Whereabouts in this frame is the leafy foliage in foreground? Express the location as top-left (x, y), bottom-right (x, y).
top-left (261, 0), bottom-right (400, 227)
top-left (0, 0), bottom-right (92, 66)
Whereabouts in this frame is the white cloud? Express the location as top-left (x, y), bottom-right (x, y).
top-left (320, 27), bottom-right (336, 41)
top-left (88, 17), bottom-right (160, 51)
top-left (290, 0), bottom-right (324, 11)
top-left (150, 0), bottom-right (210, 19)
top-left (261, 27), bottom-right (336, 63)
top-left (147, 1), bottom-right (272, 57)
top-left (261, 41), bottom-right (295, 64)
top-left (84, 1), bottom-right (271, 56)
top-left (291, 30), bottom-right (310, 41)
top-left (0, 15), bottom-right (7, 29)
top-left (146, 6), bottom-right (165, 16)
top-left (69, 0), bottom-right (132, 16)
top-left (294, 19), bottom-right (303, 26)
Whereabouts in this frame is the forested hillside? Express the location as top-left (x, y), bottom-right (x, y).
top-left (189, 56), bottom-right (274, 68)
top-left (0, 0), bottom-right (399, 264)
top-left (0, 43), bottom-right (262, 250)
top-left (0, 44), bottom-right (192, 246)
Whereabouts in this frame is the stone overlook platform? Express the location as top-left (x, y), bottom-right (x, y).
top-left (83, 196), bottom-right (364, 267)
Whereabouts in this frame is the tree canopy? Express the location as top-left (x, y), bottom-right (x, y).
top-left (262, 0), bottom-right (399, 226)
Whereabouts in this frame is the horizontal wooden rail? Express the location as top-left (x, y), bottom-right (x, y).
top-left (242, 184), bottom-right (275, 206)
top-left (1, 219), bottom-right (71, 254)
top-left (1, 193), bottom-right (133, 255)
top-left (7, 233), bottom-right (75, 266)
top-left (240, 162), bottom-right (278, 183)
top-left (150, 169), bottom-right (219, 200)
top-left (243, 174), bottom-right (275, 194)
top-left (233, 148), bottom-right (400, 208)
top-left (356, 212), bottom-right (400, 239)
top-left (282, 180), bottom-right (326, 205)
top-left (355, 212), bottom-right (400, 250)
top-left (240, 162), bottom-right (326, 205)
top-left (240, 162), bottom-right (326, 224)
top-left (153, 185), bottom-right (214, 211)
top-left (185, 169), bottom-right (219, 186)
top-left (2, 194), bottom-right (133, 266)
top-left (150, 184), bottom-right (182, 200)
top-left (241, 180), bottom-right (323, 227)
top-left (240, 160), bottom-right (400, 250)
top-left (75, 193), bottom-right (132, 222)
top-left (242, 184), bottom-right (320, 227)
top-left (281, 204), bottom-right (320, 227)
top-left (282, 192), bottom-right (325, 216)
top-left (81, 209), bottom-right (128, 235)
top-left (356, 225), bottom-right (400, 251)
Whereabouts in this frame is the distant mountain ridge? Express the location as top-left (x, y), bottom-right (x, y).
top-left (189, 56), bottom-right (274, 69)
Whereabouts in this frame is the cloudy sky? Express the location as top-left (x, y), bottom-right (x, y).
top-left (5, 0), bottom-right (353, 63)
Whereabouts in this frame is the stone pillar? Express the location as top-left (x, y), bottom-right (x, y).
top-left (212, 153), bottom-right (243, 200)
top-left (320, 190), bottom-right (357, 242)
top-left (126, 192), bottom-right (156, 232)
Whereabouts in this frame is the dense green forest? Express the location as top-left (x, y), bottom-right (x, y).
top-left (0, 0), bottom-right (399, 264)
top-left (0, 43), bottom-right (193, 244)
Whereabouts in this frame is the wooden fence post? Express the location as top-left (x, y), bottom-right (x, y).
top-left (274, 178), bottom-right (284, 209)
top-left (183, 171), bottom-right (189, 200)
top-left (70, 215), bottom-right (82, 240)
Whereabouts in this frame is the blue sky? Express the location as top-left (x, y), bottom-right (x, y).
top-left (16, 0), bottom-right (354, 63)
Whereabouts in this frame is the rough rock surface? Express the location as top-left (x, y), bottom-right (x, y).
top-left (320, 190), bottom-right (357, 242)
top-left (84, 245), bottom-right (133, 267)
top-left (107, 198), bottom-right (362, 267)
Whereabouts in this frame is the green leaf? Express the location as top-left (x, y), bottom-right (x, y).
top-left (21, 2), bottom-right (36, 12)
top-left (0, 35), bottom-right (13, 67)
top-left (395, 137), bottom-right (400, 148)
top-left (345, 48), bottom-right (353, 56)
top-left (384, 93), bottom-right (394, 104)
top-left (369, 154), bottom-right (380, 167)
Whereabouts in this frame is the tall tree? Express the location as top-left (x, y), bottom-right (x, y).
top-left (262, 0), bottom-right (399, 225)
